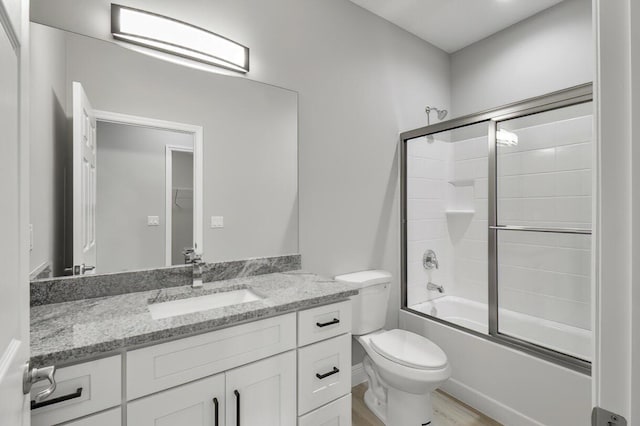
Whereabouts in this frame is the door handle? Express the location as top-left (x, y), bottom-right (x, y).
top-left (234, 390), bottom-right (240, 426)
top-left (23, 362), bottom-right (56, 403)
top-left (212, 397), bottom-right (219, 426)
top-left (31, 387), bottom-right (82, 410)
top-left (316, 318), bottom-right (340, 327)
top-left (316, 366), bottom-right (340, 380)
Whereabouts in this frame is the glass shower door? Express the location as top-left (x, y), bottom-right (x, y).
top-left (492, 102), bottom-right (593, 362)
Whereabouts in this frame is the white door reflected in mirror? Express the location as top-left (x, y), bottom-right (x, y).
top-left (70, 83), bottom-right (204, 275)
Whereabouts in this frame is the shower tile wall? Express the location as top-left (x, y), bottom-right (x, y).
top-left (452, 136), bottom-right (489, 304)
top-left (496, 115), bottom-right (592, 330)
top-left (406, 137), bottom-right (454, 305)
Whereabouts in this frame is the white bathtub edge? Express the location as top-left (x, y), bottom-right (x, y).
top-left (442, 378), bottom-right (545, 426)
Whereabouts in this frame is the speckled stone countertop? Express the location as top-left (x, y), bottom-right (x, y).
top-left (31, 270), bottom-right (358, 367)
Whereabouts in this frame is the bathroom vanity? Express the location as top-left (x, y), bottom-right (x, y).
top-left (29, 264), bottom-right (356, 426)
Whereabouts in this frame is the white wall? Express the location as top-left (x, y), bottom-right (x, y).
top-left (451, 0), bottom-right (593, 116)
top-left (29, 23), bottom-right (67, 276)
top-left (95, 122), bottom-right (193, 273)
top-left (30, 0), bottom-right (452, 364)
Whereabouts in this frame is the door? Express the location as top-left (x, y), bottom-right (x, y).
top-left (225, 351), bottom-right (296, 426)
top-left (128, 373), bottom-right (225, 426)
top-left (72, 82), bottom-right (97, 275)
top-left (0, 0), bottom-right (29, 424)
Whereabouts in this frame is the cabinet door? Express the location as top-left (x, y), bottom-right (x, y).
top-left (225, 351), bottom-right (296, 426)
top-left (128, 373), bottom-right (225, 426)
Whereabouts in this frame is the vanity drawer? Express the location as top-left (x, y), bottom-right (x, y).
top-left (298, 300), bottom-right (351, 346)
top-left (298, 394), bottom-right (352, 426)
top-left (64, 408), bottom-right (121, 426)
top-left (127, 313), bottom-right (296, 399)
top-left (31, 356), bottom-right (121, 426)
top-left (298, 333), bottom-right (351, 415)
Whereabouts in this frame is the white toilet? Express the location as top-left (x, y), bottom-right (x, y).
top-left (335, 270), bottom-right (451, 426)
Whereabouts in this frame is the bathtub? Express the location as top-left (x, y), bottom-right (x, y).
top-left (410, 295), bottom-right (591, 361)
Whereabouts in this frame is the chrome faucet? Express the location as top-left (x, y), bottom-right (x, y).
top-left (184, 248), bottom-right (204, 288)
top-left (427, 282), bottom-right (445, 293)
top-left (423, 249), bottom-right (439, 270)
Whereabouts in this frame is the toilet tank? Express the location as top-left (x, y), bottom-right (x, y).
top-left (334, 270), bottom-right (392, 335)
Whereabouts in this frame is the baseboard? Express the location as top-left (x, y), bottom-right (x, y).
top-left (352, 362), bottom-right (367, 386)
top-left (442, 378), bottom-right (544, 426)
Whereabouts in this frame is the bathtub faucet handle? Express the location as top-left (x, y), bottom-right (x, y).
top-left (423, 249), bottom-right (439, 270)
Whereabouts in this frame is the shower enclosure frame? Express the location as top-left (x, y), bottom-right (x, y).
top-left (400, 83), bottom-right (593, 375)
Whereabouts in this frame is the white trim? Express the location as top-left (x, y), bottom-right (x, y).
top-left (93, 110), bottom-right (204, 260)
top-left (29, 260), bottom-right (50, 280)
top-left (351, 362), bottom-right (367, 386)
top-left (441, 378), bottom-right (544, 426)
top-left (165, 145), bottom-right (194, 266)
top-left (0, 0), bottom-right (20, 49)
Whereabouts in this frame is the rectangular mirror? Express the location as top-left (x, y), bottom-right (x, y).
top-left (30, 22), bottom-right (299, 278)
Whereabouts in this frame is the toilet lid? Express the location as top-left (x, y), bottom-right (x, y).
top-left (370, 329), bottom-right (448, 370)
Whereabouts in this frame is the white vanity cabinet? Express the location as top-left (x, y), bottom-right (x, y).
top-left (128, 373), bottom-right (225, 426)
top-left (32, 300), bottom-right (353, 426)
top-left (225, 351), bottom-right (297, 426)
top-left (30, 356), bottom-right (121, 426)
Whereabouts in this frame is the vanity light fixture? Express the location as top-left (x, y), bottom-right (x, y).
top-left (496, 129), bottom-right (519, 147)
top-left (111, 4), bottom-right (249, 73)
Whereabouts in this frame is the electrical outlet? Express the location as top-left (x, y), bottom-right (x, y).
top-left (29, 224), bottom-right (33, 252)
top-left (210, 216), bottom-right (224, 228)
top-left (147, 216), bottom-right (160, 226)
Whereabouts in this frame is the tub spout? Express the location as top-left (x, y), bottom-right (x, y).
top-left (427, 282), bottom-right (444, 293)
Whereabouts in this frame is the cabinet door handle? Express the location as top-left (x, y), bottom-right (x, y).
top-left (234, 390), bottom-right (240, 426)
top-left (212, 397), bottom-right (219, 426)
top-left (316, 367), bottom-right (340, 380)
top-left (316, 318), bottom-right (339, 327)
top-left (30, 387), bottom-right (82, 410)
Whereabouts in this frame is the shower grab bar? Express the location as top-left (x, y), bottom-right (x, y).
top-left (489, 225), bottom-right (591, 235)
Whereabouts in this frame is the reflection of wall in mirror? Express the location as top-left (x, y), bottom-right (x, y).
top-left (29, 22), bottom-right (298, 276)
top-left (96, 121), bottom-right (193, 274)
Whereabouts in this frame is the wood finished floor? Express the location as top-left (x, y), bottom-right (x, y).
top-left (352, 383), bottom-right (502, 426)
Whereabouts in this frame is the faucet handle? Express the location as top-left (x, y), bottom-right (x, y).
top-left (423, 249), bottom-right (439, 270)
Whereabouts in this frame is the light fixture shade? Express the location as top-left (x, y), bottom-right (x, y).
top-left (111, 4), bottom-right (249, 73)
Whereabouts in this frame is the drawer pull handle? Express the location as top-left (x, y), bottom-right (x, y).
top-left (316, 367), bottom-right (340, 380)
top-left (212, 397), bottom-right (219, 426)
top-left (30, 387), bottom-right (83, 410)
top-left (234, 389), bottom-right (240, 426)
top-left (316, 318), bottom-right (339, 328)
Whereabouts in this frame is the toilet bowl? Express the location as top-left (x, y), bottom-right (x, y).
top-left (335, 270), bottom-right (451, 426)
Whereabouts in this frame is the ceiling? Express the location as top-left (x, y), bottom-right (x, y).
top-left (348, 0), bottom-right (565, 53)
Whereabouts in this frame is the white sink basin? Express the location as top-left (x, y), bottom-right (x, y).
top-left (149, 289), bottom-right (263, 320)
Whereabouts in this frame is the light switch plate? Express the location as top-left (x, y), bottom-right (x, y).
top-left (147, 216), bottom-right (160, 226)
top-left (210, 216), bottom-right (224, 228)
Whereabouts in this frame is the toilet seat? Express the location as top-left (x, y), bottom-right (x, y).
top-left (370, 329), bottom-right (447, 370)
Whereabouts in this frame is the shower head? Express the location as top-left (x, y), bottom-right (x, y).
top-left (425, 106), bottom-right (448, 124)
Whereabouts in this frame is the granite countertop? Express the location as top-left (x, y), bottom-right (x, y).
top-left (31, 270), bottom-right (358, 367)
